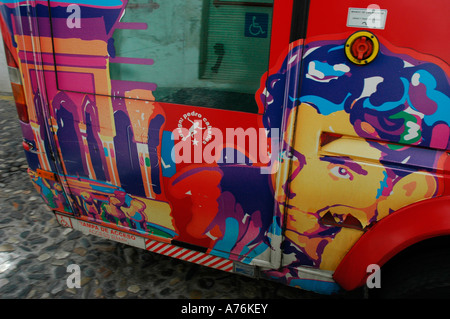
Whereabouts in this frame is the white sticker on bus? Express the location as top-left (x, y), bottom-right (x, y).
top-left (347, 7), bottom-right (387, 30)
top-left (71, 218), bottom-right (146, 249)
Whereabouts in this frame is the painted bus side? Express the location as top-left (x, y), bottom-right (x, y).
top-left (0, 0), bottom-right (449, 296)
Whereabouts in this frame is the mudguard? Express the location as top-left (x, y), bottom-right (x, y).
top-left (333, 195), bottom-right (450, 291)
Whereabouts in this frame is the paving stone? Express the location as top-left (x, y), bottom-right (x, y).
top-left (54, 266), bottom-right (67, 279)
top-left (115, 290), bottom-right (127, 298)
top-left (93, 287), bottom-right (103, 298)
top-left (189, 289), bottom-right (203, 299)
top-left (0, 278), bottom-right (9, 289)
top-left (37, 253), bottom-right (51, 262)
top-left (127, 285), bottom-right (140, 294)
top-left (73, 247), bottom-right (87, 256)
top-left (54, 251), bottom-right (70, 260)
top-left (0, 244), bottom-right (15, 252)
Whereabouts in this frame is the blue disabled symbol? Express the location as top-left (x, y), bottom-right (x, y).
top-left (245, 12), bottom-right (269, 38)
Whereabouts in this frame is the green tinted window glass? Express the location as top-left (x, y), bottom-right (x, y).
top-left (110, 0), bottom-right (273, 113)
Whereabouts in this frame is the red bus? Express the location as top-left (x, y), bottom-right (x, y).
top-left (1, 0), bottom-right (449, 297)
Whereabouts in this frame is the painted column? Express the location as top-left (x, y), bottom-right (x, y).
top-left (125, 89), bottom-right (157, 199)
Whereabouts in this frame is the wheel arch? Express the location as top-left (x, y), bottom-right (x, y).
top-left (333, 195), bottom-right (450, 291)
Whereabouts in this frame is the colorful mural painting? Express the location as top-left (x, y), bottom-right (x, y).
top-left (1, 0), bottom-right (449, 295)
top-left (0, 0), bottom-right (280, 263)
top-left (260, 39), bottom-right (449, 291)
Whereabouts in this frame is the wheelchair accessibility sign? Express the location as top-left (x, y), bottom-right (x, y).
top-left (245, 12), bottom-right (269, 38)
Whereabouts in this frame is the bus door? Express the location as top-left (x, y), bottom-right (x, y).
top-left (280, 0), bottom-right (450, 274)
top-left (43, 0), bottom-right (302, 268)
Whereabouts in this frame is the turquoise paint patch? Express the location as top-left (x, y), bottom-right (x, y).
top-left (410, 70), bottom-right (450, 126)
top-left (328, 45), bottom-right (345, 53)
top-left (210, 218), bottom-right (239, 259)
top-left (297, 93), bottom-right (350, 115)
top-left (289, 278), bottom-right (341, 295)
top-left (376, 170), bottom-right (389, 199)
top-left (270, 215), bottom-right (282, 236)
top-left (363, 78), bottom-right (409, 112)
top-left (311, 60), bottom-right (348, 78)
top-left (161, 131), bottom-right (176, 178)
top-left (241, 242), bottom-right (269, 264)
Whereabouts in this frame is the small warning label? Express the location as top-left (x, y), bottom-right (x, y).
top-left (347, 7), bottom-right (387, 30)
top-left (71, 218), bottom-right (145, 249)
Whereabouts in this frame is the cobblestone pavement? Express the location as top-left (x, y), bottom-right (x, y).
top-left (0, 93), bottom-right (360, 300)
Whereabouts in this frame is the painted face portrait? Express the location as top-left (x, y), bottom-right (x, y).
top-left (261, 39), bottom-right (450, 271)
top-left (283, 103), bottom-right (444, 270)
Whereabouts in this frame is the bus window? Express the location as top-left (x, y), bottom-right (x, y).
top-left (110, 0), bottom-right (273, 113)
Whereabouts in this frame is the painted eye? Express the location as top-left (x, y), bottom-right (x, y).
top-left (284, 146), bottom-right (296, 159)
top-left (330, 166), bottom-right (353, 180)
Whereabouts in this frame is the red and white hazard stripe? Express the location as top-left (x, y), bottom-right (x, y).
top-left (145, 239), bottom-right (234, 272)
